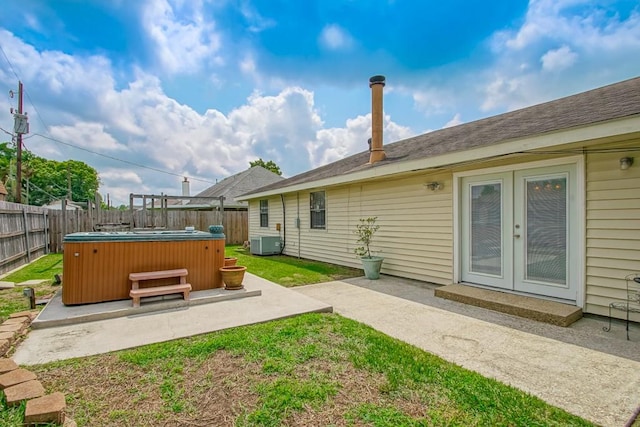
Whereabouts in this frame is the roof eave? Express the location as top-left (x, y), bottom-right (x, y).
top-left (237, 114), bottom-right (640, 201)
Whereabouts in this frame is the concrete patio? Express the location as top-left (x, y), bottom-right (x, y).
top-left (11, 273), bottom-right (640, 427)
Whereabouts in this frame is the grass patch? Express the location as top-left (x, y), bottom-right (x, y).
top-left (0, 252), bottom-right (594, 426)
top-left (0, 254), bottom-right (62, 322)
top-left (27, 314), bottom-right (592, 426)
top-left (2, 254), bottom-right (63, 283)
top-left (226, 245), bottom-right (362, 286)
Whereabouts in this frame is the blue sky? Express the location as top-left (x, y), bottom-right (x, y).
top-left (0, 0), bottom-right (639, 206)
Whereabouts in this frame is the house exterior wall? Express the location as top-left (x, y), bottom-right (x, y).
top-left (248, 197), bottom-right (283, 238)
top-left (248, 172), bottom-right (454, 285)
top-left (247, 141), bottom-right (640, 318)
top-left (584, 138), bottom-right (640, 319)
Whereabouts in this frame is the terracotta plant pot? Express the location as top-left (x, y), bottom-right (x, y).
top-left (224, 257), bottom-right (238, 267)
top-left (219, 265), bottom-right (247, 290)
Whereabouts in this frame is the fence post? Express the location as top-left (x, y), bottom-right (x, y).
top-left (22, 208), bottom-right (31, 263)
top-left (129, 193), bottom-right (134, 230)
top-left (62, 199), bottom-right (67, 238)
top-left (44, 210), bottom-right (49, 254)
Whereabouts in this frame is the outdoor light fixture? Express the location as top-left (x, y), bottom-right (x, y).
top-left (620, 157), bottom-right (634, 170)
top-left (425, 182), bottom-right (443, 191)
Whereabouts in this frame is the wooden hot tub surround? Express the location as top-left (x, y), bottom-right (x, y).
top-left (62, 229), bottom-right (225, 305)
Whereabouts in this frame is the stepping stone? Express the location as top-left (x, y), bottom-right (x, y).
top-left (3, 380), bottom-right (45, 406)
top-left (24, 392), bottom-right (66, 425)
top-left (0, 332), bottom-right (15, 341)
top-left (0, 368), bottom-right (37, 389)
top-left (0, 358), bottom-right (18, 374)
top-left (17, 279), bottom-right (48, 286)
top-left (9, 310), bottom-right (37, 320)
top-left (0, 340), bottom-right (10, 356)
top-left (2, 317), bottom-right (29, 325)
top-left (0, 323), bottom-right (24, 333)
top-left (0, 281), bottom-right (15, 289)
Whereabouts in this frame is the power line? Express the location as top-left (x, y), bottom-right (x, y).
top-left (2, 45), bottom-right (218, 187)
top-left (0, 44), bottom-right (21, 81)
top-left (34, 133), bottom-right (216, 185)
top-left (24, 179), bottom-right (62, 203)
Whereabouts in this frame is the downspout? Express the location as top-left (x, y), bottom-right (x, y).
top-left (297, 192), bottom-right (301, 259)
top-left (279, 194), bottom-right (286, 255)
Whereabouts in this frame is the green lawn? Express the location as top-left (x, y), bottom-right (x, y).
top-left (0, 254), bottom-right (62, 322)
top-left (26, 314), bottom-right (591, 426)
top-left (226, 245), bottom-right (362, 286)
top-left (0, 252), bottom-right (594, 426)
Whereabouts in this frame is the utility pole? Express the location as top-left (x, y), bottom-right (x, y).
top-left (11, 81), bottom-right (29, 204)
top-left (16, 81), bottom-right (24, 203)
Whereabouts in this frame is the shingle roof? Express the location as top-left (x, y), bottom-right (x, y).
top-left (190, 166), bottom-right (285, 206)
top-left (245, 76), bottom-right (640, 196)
top-left (0, 181), bottom-right (7, 196)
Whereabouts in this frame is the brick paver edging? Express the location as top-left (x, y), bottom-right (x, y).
top-left (0, 311), bottom-right (76, 426)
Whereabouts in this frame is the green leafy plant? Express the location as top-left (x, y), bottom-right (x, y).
top-left (354, 217), bottom-right (380, 258)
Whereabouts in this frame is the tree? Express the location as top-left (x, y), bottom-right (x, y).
top-left (0, 142), bottom-right (100, 206)
top-left (249, 158), bottom-right (282, 176)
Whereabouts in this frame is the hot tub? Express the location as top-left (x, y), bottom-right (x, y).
top-left (62, 228), bottom-right (225, 305)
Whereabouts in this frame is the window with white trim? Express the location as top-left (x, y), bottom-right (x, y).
top-left (259, 199), bottom-right (268, 227)
top-left (310, 191), bottom-right (326, 229)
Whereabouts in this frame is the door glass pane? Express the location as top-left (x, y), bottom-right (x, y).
top-left (470, 183), bottom-right (502, 276)
top-left (525, 177), bottom-right (567, 284)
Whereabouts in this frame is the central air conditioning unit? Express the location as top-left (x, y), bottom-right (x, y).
top-left (250, 236), bottom-right (281, 255)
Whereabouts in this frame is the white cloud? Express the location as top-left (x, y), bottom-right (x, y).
top-left (319, 24), bottom-right (354, 51)
top-left (481, 0), bottom-right (640, 112)
top-left (541, 46), bottom-right (578, 71)
top-left (141, 0), bottom-right (221, 74)
top-left (443, 113), bottom-right (463, 128)
top-left (99, 169), bottom-right (144, 207)
top-left (100, 169), bottom-right (143, 185)
top-left (24, 14), bottom-right (42, 33)
top-left (48, 122), bottom-right (128, 151)
top-left (313, 114), bottom-right (413, 167)
top-left (411, 86), bottom-right (454, 115)
top-left (238, 2), bottom-right (276, 32)
top-left (239, 54), bottom-right (258, 81)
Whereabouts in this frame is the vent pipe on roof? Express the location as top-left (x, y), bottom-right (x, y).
top-left (369, 75), bottom-right (386, 164)
top-left (182, 177), bottom-right (190, 197)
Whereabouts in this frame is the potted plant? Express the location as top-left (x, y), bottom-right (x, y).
top-left (354, 216), bottom-right (383, 279)
top-left (223, 257), bottom-right (238, 267)
top-left (219, 265), bottom-right (247, 290)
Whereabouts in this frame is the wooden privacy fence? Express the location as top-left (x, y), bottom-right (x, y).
top-left (48, 209), bottom-right (248, 252)
top-left (0, 201), bottom-right (49, 276)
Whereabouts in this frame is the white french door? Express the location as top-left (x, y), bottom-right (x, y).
top-left (461, 164), bottom-right (578, 301)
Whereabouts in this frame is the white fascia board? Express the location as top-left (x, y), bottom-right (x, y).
top-left (237, 115), bottom-right (640, 201)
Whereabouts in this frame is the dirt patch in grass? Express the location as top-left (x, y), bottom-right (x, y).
top-left (33, 346), bottom-right (441, 426)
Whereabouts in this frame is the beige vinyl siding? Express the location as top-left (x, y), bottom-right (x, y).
top-left (247, 198), bottom-right (283, 239)
top-left (277, 173), bottom-right (454, 284)
top-left (585, 139), bottom-right (640, 319)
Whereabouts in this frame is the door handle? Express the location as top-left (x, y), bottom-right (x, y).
top-left (514, 234), bottom-right (521, 238)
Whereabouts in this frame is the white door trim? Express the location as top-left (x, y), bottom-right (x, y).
top-left (452, 155), bottom-right (585, 307)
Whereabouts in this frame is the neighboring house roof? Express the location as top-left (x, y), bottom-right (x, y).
top-left (240, 76), bottom-right (640, 198)
top-left (0, 181), bottom-right (7, 196)
top-left (190, 166), bottom-right (285, 208)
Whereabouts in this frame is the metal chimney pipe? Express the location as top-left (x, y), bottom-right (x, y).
top-left (182, 177), bottom-right (190, 197)
top-left (369, 75), bottom-right (386, 164)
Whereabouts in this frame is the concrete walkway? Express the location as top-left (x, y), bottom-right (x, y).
top-left (12, 273), bottom-right (331, 364)
top-left (11, 273), bottom-right (640, 426)
top-left (294, 279), bottom-right (640, 427)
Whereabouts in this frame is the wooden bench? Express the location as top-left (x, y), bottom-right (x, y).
top-left (129, 269), bottom-right (191, 307)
